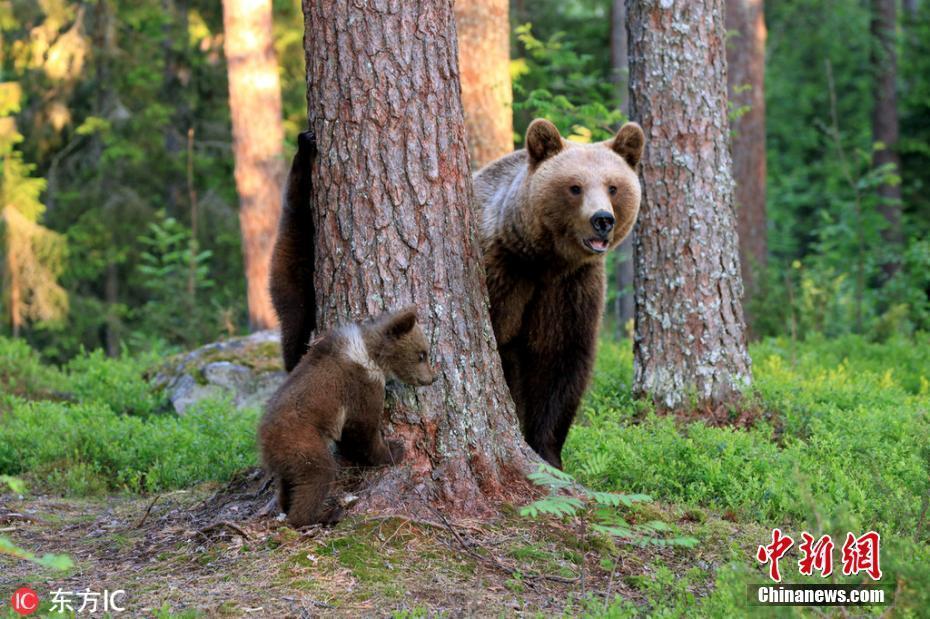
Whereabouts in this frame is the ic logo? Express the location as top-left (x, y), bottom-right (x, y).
top-left (11, 587), bottom-right (39, 616)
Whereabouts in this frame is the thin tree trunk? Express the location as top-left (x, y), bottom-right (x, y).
top-left (726, 0), bottom-right (767, 298)
top-left (222, 0), bottom-right (284, 330)
top-left (871, 0), bottom-right (902, 277)
top-left (94, 0), bottom-right (121, 355)
top-left (105, 261), bottom-right (120, 357)
top-left (6, 227), bottom-right (21, 338)
top-left (161, 0), bottom-right (189, 216)
top-left (454, 0), bottom-right (514, 169)
top-left (611, 0), bottom-right (630, 116)
top-left (611, 0), bottom-right (634, 333)
top-left (627, 0), bottom-right (752, 410)
top-left (302, 0), bottom-right (535, 515)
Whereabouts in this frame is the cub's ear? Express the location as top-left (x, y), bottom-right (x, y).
top-left (297, 130), bottom-right (317, 157)
top-left (611, 122), bottom-right (645, 168)
top-left (384, 305), bottom-right (418, 339)
top-left (525, 119), bottom-right (563, 165)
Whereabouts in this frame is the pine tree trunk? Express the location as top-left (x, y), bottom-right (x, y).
top-left (222, 0), bottom-right (284, 330)
top-left (4, 216), bottom-right (21, 338)
top-left (611, 0), bottom-right (634, 332)
top-left (871, 0), bottom-right (902, 276)
top-left (302, 0), bottom-right (535, 514)
top-left (454, 0), bottom-right (514, 169)
top-left (726, 0), bottom-right (767, 298)
top-left (627, 0), bottom-right (752, 410)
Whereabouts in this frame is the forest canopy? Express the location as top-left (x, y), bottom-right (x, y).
top-left (0, 0), bottom-right (926, 356)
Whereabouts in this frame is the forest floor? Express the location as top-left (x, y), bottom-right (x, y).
top-left (0, 468), bottom-right (761, 617)
top-left (2, 333), bottom-right (928, 616)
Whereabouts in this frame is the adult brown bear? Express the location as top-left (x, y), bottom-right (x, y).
top-left (473, 119), bottom-right (644, 468)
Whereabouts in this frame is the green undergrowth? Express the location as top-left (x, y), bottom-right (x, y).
top-left (0, 337), bottom-right (258, 493)
top-left (565, 333), bottom-right (930, 616)
top-left (1, 333), bottom-right (928, 613)
top-left (567, 334), bottom-right (930, 534)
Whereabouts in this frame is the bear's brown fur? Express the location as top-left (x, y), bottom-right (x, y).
top-left (270, 131), bottom-right (317, 372)
top-left (258, 307), bottom-right (436, 526)
top-left (473, 119), bottom-right (645, 468)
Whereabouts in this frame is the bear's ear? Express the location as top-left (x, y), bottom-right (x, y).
top-left (611, 122), bottom-right (645, 168)
top-left (525, 119), bottom-right (563, 165)
top-left (383, 305), bottom-right (418, 339)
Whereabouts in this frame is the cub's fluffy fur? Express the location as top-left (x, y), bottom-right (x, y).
top-left (473, 119), bottom-right (645, 468)
top-left (259, 307), bottom-right (436, 526)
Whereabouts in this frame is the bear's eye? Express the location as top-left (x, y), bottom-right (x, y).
top-left (569, 185), bottom-right (582, 196)
top-left (608, 185), bottom-right (618, 196)
top-left (418, 352), bottom-right (427, 362)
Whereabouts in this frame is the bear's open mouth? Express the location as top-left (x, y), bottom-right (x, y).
top-left (583, 237), bottom-right (609, 254)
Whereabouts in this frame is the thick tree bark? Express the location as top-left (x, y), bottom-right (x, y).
top-left (870, 0), bottom-right (902, 276)
top-left (726, 0), bottom-right (767, 296)
top-left (222, 0), bottom-right (284, 330)
top-left (302, 0), bottom-right (535, 515)
top-left (611, 0), bottom-right (634, 332)
top-left (454, 0), bottom-right (514, 169)
top-left (627, 0), bottom-right (752, 410)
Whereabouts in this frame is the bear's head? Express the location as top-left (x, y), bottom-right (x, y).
top-left (523, 118), bottom-right (644, 264)
top-left (365, 306), bottom-right (437, 387)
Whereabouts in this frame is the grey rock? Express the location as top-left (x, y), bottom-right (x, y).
top-left (152, 330), bottom-right (286, 415)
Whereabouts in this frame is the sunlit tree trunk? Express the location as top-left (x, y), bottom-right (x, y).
top-left (302, 0), bottom-right (535, 515)
top-left (611, 0), bottom-right (634, 333)
top-left (5, 232), bottom-right (21, 338)
top-left (454, 0), bottom-right (513, 169)
top-left (871, 0), bottom-right (902, 276)
top-left (627, 0), bottom-right (752, 410)
top-left (222, 0), bottom-right (284, 330)
top-left (726, 0), bottom-right (767, 299)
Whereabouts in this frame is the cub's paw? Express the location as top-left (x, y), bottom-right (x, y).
top-left (387, 439), bottom-right (405, 465)
top-left (318, 505), bottom-right (345, 526)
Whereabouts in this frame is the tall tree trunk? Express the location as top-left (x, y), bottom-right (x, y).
top-left (105, 261), bottom-right (120, 357)
top-left (93, 0), bottom-right (121, 355)
top-left (302, 0), bottom-right (534, 514)
top-left (161, 0), bottom-right (190, 217)
top-left (454, 0), bottom-right (514, 169)
top-left (627, 0), bottom-right (752, 410)
top-left (726, 0), bottom-right (767, 299)
top-left (222, 0), bottom-right (284, 330)
top-left (871, 0), bottom-right (902, 277)
top-left (611, 0), bottom-right (634, 333)
top-left (5, 227), bottom-right (21, 338)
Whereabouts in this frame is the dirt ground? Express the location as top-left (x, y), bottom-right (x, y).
top-left (0, 469), bottom-right (752, 617)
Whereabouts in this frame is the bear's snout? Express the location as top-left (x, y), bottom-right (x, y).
top-left (590, 210), bottom-right (615, 236)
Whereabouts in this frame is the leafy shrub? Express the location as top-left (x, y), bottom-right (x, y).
top-left (0, 396), bottom-right (258, 493)
top-left (0, 337), bottom-right (66, 399)
top-left (511, 22), bottom-right (623, 143)
top-left (64, 348), bottom-right (166, 416)
top-left (565, 337), bottom-right (930, 536)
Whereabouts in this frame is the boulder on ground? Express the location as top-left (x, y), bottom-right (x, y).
top-left (152, 330), bottom-right (285, 415)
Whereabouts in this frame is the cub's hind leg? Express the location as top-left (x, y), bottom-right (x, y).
top-left (276, 431), bottom-right (343, 526)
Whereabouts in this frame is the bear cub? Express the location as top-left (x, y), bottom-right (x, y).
top-left (259, 307), bottom-right (436, 526)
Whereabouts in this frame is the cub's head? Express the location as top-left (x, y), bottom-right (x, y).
top-left (367, 306), bottom-right (437, 387)
top-left (523, 118), bottom-right (644, 263)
